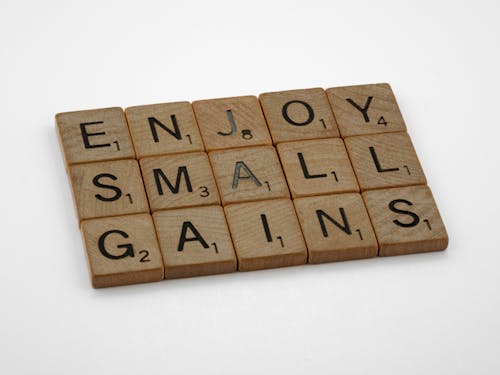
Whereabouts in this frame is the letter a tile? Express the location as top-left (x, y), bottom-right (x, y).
top-left (56, 107), bottom-right (135, 165)
top-left (294, 193), bottom-right (378, 263)
top-left (344, 132), bottom-right (426, 191)
top-left (209, 146), bottom-right (289, 205)
top-left (326, 83), bottom-right (406, 137)
top-left (362, 185), bottom-right (448, 256)
top-left (259, 88), bottom-right (339, 144)
top-left (153, 206), bottom-right (237, 279)
top-left (192, 96), bottom-right (272, 151)
top-left (140, 152), bottom-right (220, 211)
top-left (224, 199), bottom-right (307, 271)
top-left (81, 214), bottom-right (164, 288)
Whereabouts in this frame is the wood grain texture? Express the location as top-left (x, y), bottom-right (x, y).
top-left (70, 159), bottom-right (149, 221)
top-left (56, 107), bottom-right (135, 165)
top-left (326, 83), bottom-right (406, 137)
top-left (277, 138), bottom-right (359, 198)
top-left (81, 214), bottom-right (164, 288)
top-left (153, 206), bottom-right (237, 279)
top-left (344, 132), bottom-right (426, 191)
top-left (224, 199), bottom-right (307, 271)
top-left (192, 96), bottom-right (272, 151)
top-left (294, 193), bottom-right (378, 263)
top-left (362, 185), bottom-right (448, 256)
top-left (209, 146), bottom-right (289, 205)
top-left (125, 101), bottom-right (204, 159)
top-left (139, 152), bottom-right (220, 211)
top-left (259, 88), bottom-right (339, 143)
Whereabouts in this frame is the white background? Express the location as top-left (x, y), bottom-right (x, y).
top-left (1, 0), bottom-right (499, 374)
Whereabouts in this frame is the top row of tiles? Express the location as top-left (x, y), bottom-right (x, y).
top-left (56, 83), bottom-right (407, 165)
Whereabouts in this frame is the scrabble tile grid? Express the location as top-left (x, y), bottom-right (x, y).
top-left (56, 83), bottom-right (448, 288)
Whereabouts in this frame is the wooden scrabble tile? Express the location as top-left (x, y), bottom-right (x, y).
top-left (209, 146), bottom-right (289, 205)
top-left (326, 83), bottom-right (407, 137)
top-left (153, 206), bottom-right (237, 279)
top-left (192, 96), bottom-right (272, 151)
top-left (70, 159), bottom-right (149, 221)
top-left (125, 101), bottom-right (204, 159)
top-left (344, 132), bottom-right (426, 191)
top-left (259, 88), bottom-right (340, 143)
top-left (224, 199), bottom-right (307, 271)
top-left (294, 193), bottom-right (378, 263)
top-left (277, 138), bottom-right (359, 198)
top-left (362, 185), bottom-right (448, 256)
top-left (139, 152), bottom-right (220, 211)
top-left (81, 214), bottom-right (164, 288)
top-left (56, 107), bottom-right (135, 165)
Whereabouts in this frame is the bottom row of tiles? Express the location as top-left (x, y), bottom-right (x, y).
top-left (80, 185), bottom-right (448, 288)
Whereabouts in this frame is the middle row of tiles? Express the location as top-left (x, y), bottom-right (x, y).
top-left (71, 134), bottom-right (426, 222)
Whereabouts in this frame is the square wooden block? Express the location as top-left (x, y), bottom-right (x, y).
top-left (344, 132), bottom-right (426, 191)
top-left (70, 159), bottom-right (149, 221)
top-left (209, 146), bottom-right (289, 205)
top-left (125, 101), bottom-right (204, 159)
top-left (56, 107), bottom-right (135, 165)
top-left (81, 214), bottom-right (164, 288)
top-left (259, 88), bottom-right (339, 144)
top-left (294, 193), bottom-right (378, 263)
top-left (277, 138), bottom-right (359, 198)
top-left (140, 152), bottom-right (220, 212)
top-left (362, 185), bottom-right (448, 256)
top-left (224, 199), bottom-right (307, 271)
top-left (326, 83), bottom-right (407, 137)
top-left (192, 96), bottom-right (272, 151)
top-left (153, 206), bottom-right (237, 279)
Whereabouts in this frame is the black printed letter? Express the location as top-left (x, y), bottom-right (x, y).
top-left (316, 208), bottom-right (351, 237)
top-left (148, 115), bottom-right (182, 142)
top-left (282, 100), bottom-right (315, 126)
top-left (177, 221), bottom-right (209, 251)
top-left (369, 146), bottom-right (399, 173)
top-left (93, 173), bottom-right (122, 202)
top-left (153, 167), bottom-right (193, 195)
top-left (389, 199), bottom-right (420, 228)
top-left (232, 161), bottom-right (262, 189)
top-left (298, 152), bottom-right (327, 179)
top-left (346, 96), bottom-right (373, 123)
top-left (80, 121), bottom-right (111, 149)
top-left (98, 230), bottom-right (135, 259)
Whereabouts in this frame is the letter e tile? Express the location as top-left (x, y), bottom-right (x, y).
top-left (56, 107), bottom-right (135, 165)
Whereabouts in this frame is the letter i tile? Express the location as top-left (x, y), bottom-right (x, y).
top-left (224, 199), bottom-right (307, 271)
